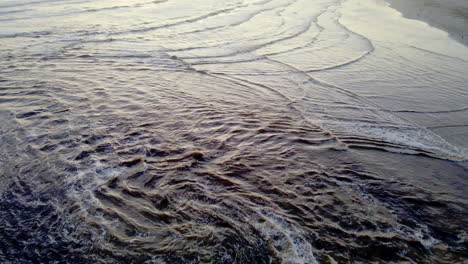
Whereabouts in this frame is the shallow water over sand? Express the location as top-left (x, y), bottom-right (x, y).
top-left (0, 0), bottom-right (467, 263)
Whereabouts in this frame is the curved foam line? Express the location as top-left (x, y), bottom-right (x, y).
top-left (114, 6), bottom-right (243, 36)
top-left (407, 45), bottom-right (468, 63)
top-left (305, 49), bottom-right (374, 72)
top-left (172, 10), bottom-right (317, 61)
top-left (393, 107), bottom-right (468, 114)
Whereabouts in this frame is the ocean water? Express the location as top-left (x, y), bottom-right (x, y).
top-left (0, 0), bottom-right (467, 263)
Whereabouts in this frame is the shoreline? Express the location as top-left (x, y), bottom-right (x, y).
top-left (385, 0), bottom-right (468, 47)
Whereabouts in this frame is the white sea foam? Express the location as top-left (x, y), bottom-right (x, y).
top-left (255, 210), bottom-right (318, 264)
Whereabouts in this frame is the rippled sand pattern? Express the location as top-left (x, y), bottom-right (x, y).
top-left (0, 0), bottom-right (467, 263)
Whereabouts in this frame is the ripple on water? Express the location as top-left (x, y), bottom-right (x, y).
top-left (0, 0), bottom-right (467, 263)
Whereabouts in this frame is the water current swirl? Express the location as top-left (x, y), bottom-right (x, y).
top-left (0, 0), bottom-right (467, 263)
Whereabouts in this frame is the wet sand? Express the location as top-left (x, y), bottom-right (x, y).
top-left (386, 0), bottom-right (468, 46)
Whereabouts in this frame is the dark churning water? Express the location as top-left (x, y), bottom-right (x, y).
top-left (0, 0), bottom-right (467, 263)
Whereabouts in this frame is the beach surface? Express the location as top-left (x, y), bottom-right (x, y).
top-left (386, 0), bottom-right (468, 46)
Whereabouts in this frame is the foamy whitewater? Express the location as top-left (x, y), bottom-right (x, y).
top-left (0, 0), bottom-right (467, 263)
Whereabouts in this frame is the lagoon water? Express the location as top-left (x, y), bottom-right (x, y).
top-left (0, 0), bottom-right (467, 263)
